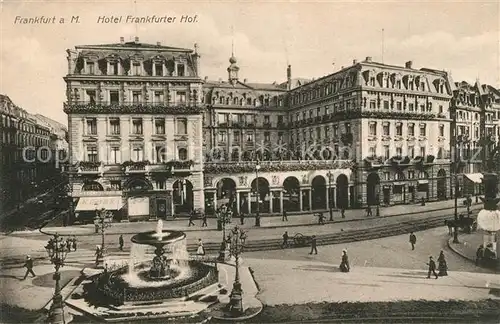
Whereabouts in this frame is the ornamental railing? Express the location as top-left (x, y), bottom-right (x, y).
top-left (63, 102), bottom-right (203, 114)
top-left (204, 159), bottom-right (354, 173)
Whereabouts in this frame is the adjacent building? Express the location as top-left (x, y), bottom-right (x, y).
top-left (0, 95), bottom-right (55, 214)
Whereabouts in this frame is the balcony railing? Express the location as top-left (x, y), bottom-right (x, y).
top-left (77, 162), bottom-right (103, 176)
top-left (204, 159), bottom-right (354, 173)
top-left (63, 101), bottom-right (203, 114)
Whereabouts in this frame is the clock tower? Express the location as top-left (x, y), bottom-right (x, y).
top-left (227, 55), bottom-right (239, 85)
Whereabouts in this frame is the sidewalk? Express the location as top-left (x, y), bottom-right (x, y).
top-left (19, 199), bottom-right (482, 236)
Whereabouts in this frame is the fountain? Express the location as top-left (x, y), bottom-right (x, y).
top-left (74, 220), bottom-right (221, 321)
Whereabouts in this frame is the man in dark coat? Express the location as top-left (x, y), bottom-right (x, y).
top-left (188, 210), bottom-right (196, 227)
top-left (239, 212), bottom-right (245, 225)
top-left (366, 206), bottom-right (372, 217)
top-left (22, 255), bottom-right (36, 280)
top-left (340, 208), bottom-right (346, 218)
top-left (282, 231), bottom-right (289, 248)
top-left (201, 213), bottom-right (208, 227)
top-left (476, 244), bottom-right (484, 266)
top-left (426, 256), bottom-right (438, 279)
top-left (409, 232), bottom-right (417, 250)
top-left (282, 209), bottom-right (288, 222)
top-left (119, 235), bottom-right (124, 251)
top-left (309, 235), bottom-right (318, 255)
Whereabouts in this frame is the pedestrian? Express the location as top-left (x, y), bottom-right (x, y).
top-left (94, 223), bottom-right (99, 234)
top-left (240, 230), bottom-right (247, 247)
top-left (196, 239), bottom-right (205, 256)
top-left (201, 212), bottom-right (208, 227)
top-left (318, 212), bottom-right (325, 225)
top-left (366, 206), bottom-right (372, 217)
top-left (340, 208), bottom-right (345, 218)
top-left (426, 256), bottom-right (438, 279)
top-left (71, 236), bottom-right (77, 252)
top-left (282, 209), bottom-right (288, 222)
top-left (95, 245), bottom-right (101, 266)
top-left (437, 251), bottom-right (448, 276)
top-left (119, 235), bottom-right (124, 251)
top-left (282, 231), bottom-right (289, 248)
top-left (476, 244), bottom-right (484, 266)
top-left (66, 238), bottom-right (71, 251)
top-left (409, 232), bottom-right (417, 250)
top-left (240, 212), bottom-right (245, 225)
top-left (22, 255), bottom-right (36, 280)
top-left (188, 210), bottom-right (196, 227)
top-left (340, 249), bottom-right (350, 272)
top-left (309, 235), bottom-right (318, 255)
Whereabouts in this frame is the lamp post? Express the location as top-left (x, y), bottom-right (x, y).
top-left (327, 171), bottom-right (334, 221)
top-left (94, 207), bottom-right (112, 268)
top-left (255, 162), bottom-right (261, 227)
top-left (218, 205), bottom-right (230, 262)
top-left (42, 232), bottom-right (73, 324)
top-left (227, 225), bottom-right (246, 316)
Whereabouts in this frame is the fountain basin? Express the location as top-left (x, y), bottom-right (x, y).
top-left (93, 261), bottom-right (218, 305)
top-left (131, 230), bottom-right (186, 246)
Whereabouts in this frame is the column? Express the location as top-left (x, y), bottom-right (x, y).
top-left (299, 189), bottom-right (303, 211)
top-left (308, 190), bottom-right (312, 211)
top-left (152, 62), bottom-right (156, 76)
top-left (247, 192), bottom-right (251, 213)
top-left (269, 191), bottom-right (274, 212)
top-left (279, 191), bottom-right (284, 213)
top-left (325, 187), bottom-right (330, 210)
top-left (332, 187), bottom-right (336, 208)
top-left (236, 191), bottom-right (240, 214)
top-left (213, 196), bottom-right (217, 211)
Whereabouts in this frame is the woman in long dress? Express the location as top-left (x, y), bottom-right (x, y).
top-left (340, 249), bottom-right (350, 272)
top-left (196, 239), bottom-right (205, 256)
top-left (437, 250), bottom-right (448, 276)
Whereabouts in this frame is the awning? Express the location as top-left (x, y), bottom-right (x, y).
top-left (417, 180), bottom-right (429, 185)
top-left (75, 196), bottom-right (123, 211)
top-left (464, 173), bottom-right (484, 184)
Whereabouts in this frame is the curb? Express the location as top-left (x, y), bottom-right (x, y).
top-left (447, 237), bottom-right (475, 264)
top-left (19, 204), bottom-right (482, 237)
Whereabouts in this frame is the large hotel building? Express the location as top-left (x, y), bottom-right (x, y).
top-left (64, 38), bottom-right (500, 223)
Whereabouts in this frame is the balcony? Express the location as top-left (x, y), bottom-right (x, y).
top-left (146, 163), bottom-right (172, 174)
top-left (63, 101), bottom-right (203, 115)
top-left (204, 159), bottom-right (354, 173)
top-left (122, 160), bottom-right (150, 174)
top-left (77, 161), bottom-right (103, 176)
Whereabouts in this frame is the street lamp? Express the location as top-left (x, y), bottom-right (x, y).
top-left (255, 162), bottom-right (261, 227)
top-left (94, 207), bottom-right (112, 268)
top-left (327, 171), bottom-right (334, 221)
top-left (218, 205), bottom-right (230, 262)
top-left (43, 233), bottom-right (73, 324)
top-left (227, 225), bottom-right (246, 316)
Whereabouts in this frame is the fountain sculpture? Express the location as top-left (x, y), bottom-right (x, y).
top-left (82, 220), bottom-right (219, 307)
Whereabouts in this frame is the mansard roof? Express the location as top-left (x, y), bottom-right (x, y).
top-left (75, 42), bottom-right (193, 52)
top-left (204, 80), bottom-right (286, 92)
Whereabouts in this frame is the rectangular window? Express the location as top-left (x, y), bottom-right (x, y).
top-left (439, 125), bottom-right (444, 137)
top-left (155, 145), bottom-right (166, 163)
top-left (109, 118), bottom-right (120, 135)
top-left (369, 100), bottom-right (376, 109)
top-left (156, 180), bottom-right (165, 190)
top-left (408, 124), bottom-right (415, 136)
top-left (155, 118), bottom-right (165, 135)
top-left (110, 146), bottom-right (121, 164)
top-left (177, 64), bottom-right (185, 76)
top-left (369, 123), bottom-right (377, 136)
top-left (132, 91), bottom-right (141, 104)
top-left (419, 124), bottom-right (426, 136)
top-left (264, 115), bottom-right (270, 124)
top-left (132, 119), bottom-right (143, 135)
top-left (87, 90), bottom-right (96, 104)
top-left (86, 118), bottom-right (97, 135)
top-left (408, 170), bottom-right (415, 179)
top-left (110, 90), bottom-right (119, 105)
top-left (396, 102), bottom-right (402, 110)
top-left (383, 145), bottom-right (390, 159)
top-left (396, 147), bottom-right (402, 156)
top-left (87, 146), bottom-right (98, 162)
top-left (218, 131), bottom-right (226, 142)
top-left (396, 123), bottom-right (403, 136)
top-left (383, 123), bottom-right (390, 136)
top-left (176, 118), bottom-right (187, 135)
top-left (369, 146), bottom-right (376, 157)
top-left (264, 132), bottom-right (270, 142)
top-left (420, 104), bottom-right (426, 112)
top-left (132, 62), bottom-right (141, 75)
top-left (132, 146), bottom-right (144, 161)
top-left (409, 103), bottom-right (414, 111)
top-left (345, 122), bottom-right (351, 134)
top-left (108, 62), bottom-right (118, 75)
top-left (278, 132), bottom-right (284, 142)
top-left (233, 131), bottom-right (240, 142)
top-left (176, 91), bottom-right (186, 104)
top-left (333, 125), bottom-right (338, 137)
top-left (155, 63), bottom-right (163, 76)
top-left (87, 62), bottom-right (95, 75)
top-left (383, 100), bottom-right (389, 109)
top-left (246, 133), bottom-right (254, 142)
top-left (439, 105), bottom-right (443, 113)
top-left (154, 91), bottom-right (163, 104)
top-left (420, 146), bottom-right (426, 156)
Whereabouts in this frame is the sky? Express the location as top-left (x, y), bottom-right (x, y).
top-left (1, 0), bottom-right (499, 125)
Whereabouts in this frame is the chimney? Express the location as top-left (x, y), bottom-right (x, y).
top-left (120, 37), bottom-right (124, 44)
top-left (405, 61), bottom-right (413, 69)
top-left (156, 41), bottom-right (161, 46)
top-left (287, 65), bottom-right (292, 90)
top-left (353, 59), bottom-right (358, 65)
top-left (134, 36), bottom-right (139, 43)
top-left (244, 78), bottom-right (247, 83)
top-left (365, 56), bottom-right (372, 62)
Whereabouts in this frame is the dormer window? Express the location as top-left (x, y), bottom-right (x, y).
top-left (132, 62), bottom-right (141, 76)
top-left (177, 64), bottom-right (185, 76)
top-left (87, 62), bottom-right (95, 75)
top-left (421, 82), bottom-right (425, 91)
top-left (155, 63), bottom-right (163, 76)
top-left (108, 62), bottom-right (119, 75)
top-left (396, 80), bottom-right (402, 89)
top-left (370, 77), bottom-right (376, 86)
